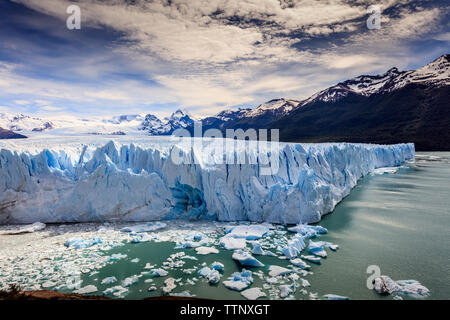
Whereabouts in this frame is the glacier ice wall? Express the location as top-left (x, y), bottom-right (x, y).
top-left (0, 137), bottom-right (414, 224)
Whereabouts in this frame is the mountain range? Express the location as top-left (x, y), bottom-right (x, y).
top-left (1, 54), bottom-right (448, 150)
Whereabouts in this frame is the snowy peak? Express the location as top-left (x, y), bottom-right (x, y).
top-left (107, 114), bottom-right (145, 124)
top-left (139, 109), bottom-right (195, 135)
top-left (215, 108), bottom-right (251, 121)
top-left (0, 112), bottom-right (54, 133)
top-left (303, 54), bottom-right (449, 105)
top-left (245, 98), bottom-right (301, 117)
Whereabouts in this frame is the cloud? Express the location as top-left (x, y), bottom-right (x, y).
top-left (3, 0), bottom-right (448, 117)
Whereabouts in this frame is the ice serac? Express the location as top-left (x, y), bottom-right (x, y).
top-left (0, 136), bottom-right (414, 224)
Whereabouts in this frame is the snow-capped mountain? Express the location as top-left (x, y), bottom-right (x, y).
top-left (1, 54), bottom-right (448, 149)
top-left (303, 54), bottom-right (449, 105)
top-left (244, 98), bottom-right (301, 118)
top-left (139, 109), bottom-right (195, 135)
top-left (0, 112), bottom-right (54, 133)
top-left (0, 127), bottom-right (27, 139)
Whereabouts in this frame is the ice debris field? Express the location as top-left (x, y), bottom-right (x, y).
top-left (0, 220), bottom-right (429, 300)
top-left (0, 136), bottom-right (414, 224)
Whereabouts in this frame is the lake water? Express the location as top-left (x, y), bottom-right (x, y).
top-left (71, 152), bottom-right (450, 300)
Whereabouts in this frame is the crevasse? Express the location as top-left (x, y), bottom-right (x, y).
top-left (0, 136), bottom-right (414, 224)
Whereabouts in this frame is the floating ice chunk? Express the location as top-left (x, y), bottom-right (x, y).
top-left (172, 290), bottom-right (196, 297)
top-left (148, 286), bottom-right (157, 291)
top-left (101, 276), bottom-right (117, 285)
top-left (144, 263), bottom-right (156, 270)
top-left (241, 287), bottom-right (266, 300)
top-left (65, 237), bottom-right (102, 249)
top-left (42, 281), bottom-right (56, 288)
top-left (108, 253), bottom-right (127, 261)
top-left (74, 285), bottom-right (98, 294)
top-left (251, 241), bottom-right (265, 255)
top-left (198, 266), bottom-right (222, 284)
top-left (150, 268), bottom-right (169, 277)
top-left (232, 250), bottom-right (264, 267)
top-left (371, 167), bottom-right (399, 175)
top-left (122, 275), bottom-right (139, 287)
top-left (130, 258), bottom-right (140, 263)
top-left (195, 246), bottom-right (219, 255)
top-left (288, 224), bottom-right (327, 238)
top-left (288, 273), bottom-right (299, 281)
top-left (198, 267), bottom-right (213, 278)
top-left (289, 258), bottom-right (310, 270)
top-left (13, 222), bottom-right (46, 234)
top-left (120, 222), bottom-right (166, 233)
top-left (103, 285), bottom-right (128, 298)
top-left (323, 294), bottom-right (349, 300)
top-left (223, 269), bottom-right (254, 291)
top-left (268, 265), bottom-right (292, 277)
top-left (373, 276), bottom-right (430, 297)
top-left (301, 255), bottom-right (321, 264)
top-left (225, 225), bottom-right (270, 240)
top-left (282, 236), bottom-right (306, 259)
top-left (211, 262), bottom-right (224, 272)
top-left (395, 280), bottom-right (430, 297)
top-left (300, 279), bottom-right (310, 287)
top-left (219, 236), bottom-right (247, 250)
top-left (279, 284), bottom-right (293, 298)
top-left (162, 277), bottom-right (177, 294)
top-left (308, 241), bottom-right (327, 258)
top-left (131, 233), bottom-right (152, 243)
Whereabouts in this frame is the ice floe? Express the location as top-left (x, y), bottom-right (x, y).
top-left (195, 246), bottom-right (219, 255)
top-left (323, 294), bottom-right (349, 300)
top-left (74, 285), bottom-right (98, 294)
top-left (222, 269), bottom-right (254, 291)
top-left (232, 250), bottom-right (264, 267)
top-left (268, 266), bottom-right (292, 277)
top-left (241, 287), bottom-right (266, 300)
top-left (373, 276), bottom-right (430, 297)
top-left (101, 277), bottom-right (117, 285)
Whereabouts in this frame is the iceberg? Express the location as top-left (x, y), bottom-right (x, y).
top-left (323, 294), bottom-right (349, 300)
top-left (289, 258), bottom-right (310, 270)
top-left (101, 276), bottom-right (117, 285)
top-left (268, 265), bottom-right (292, 277)
top-left (120, 222), bottom-right (166, 233)
top-left (0, 137), bottom-right (414, 224)
top-left (287, 224), bottom-right (327, 238)
top-left (149, 268), bottom-right (169, 277)
top-left (198, 267), bottom-right (221, 284)
top-left (219, 236), bottom-right (247, 250)
top-left (224, 225), bottom-right (270, 240)
top-left (373, 276), bottom-right (430, 297)
top-left (282, 236), bottom-right (306, 259)
top-left (222, 269), bottom-right (253, 291)
top-left (74, 285), bottom-right (98, 294)
top-left (232, 250), bottom-right (264, 267)
top-left (64, 237), bottom-right (102, 249)
top-left (195, 246), bottom-right (219, 255)
top-left (241, 287), bottom-right (266, 300)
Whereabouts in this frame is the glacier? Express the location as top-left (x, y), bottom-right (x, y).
top-left (0, 136), bottom-right (414, 224)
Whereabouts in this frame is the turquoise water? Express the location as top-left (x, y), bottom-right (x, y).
top-left (76, 152), bottom-right (450, 300)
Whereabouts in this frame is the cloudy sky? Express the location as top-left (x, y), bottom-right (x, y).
top-left (0, 0), bottom-right (448, 118)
